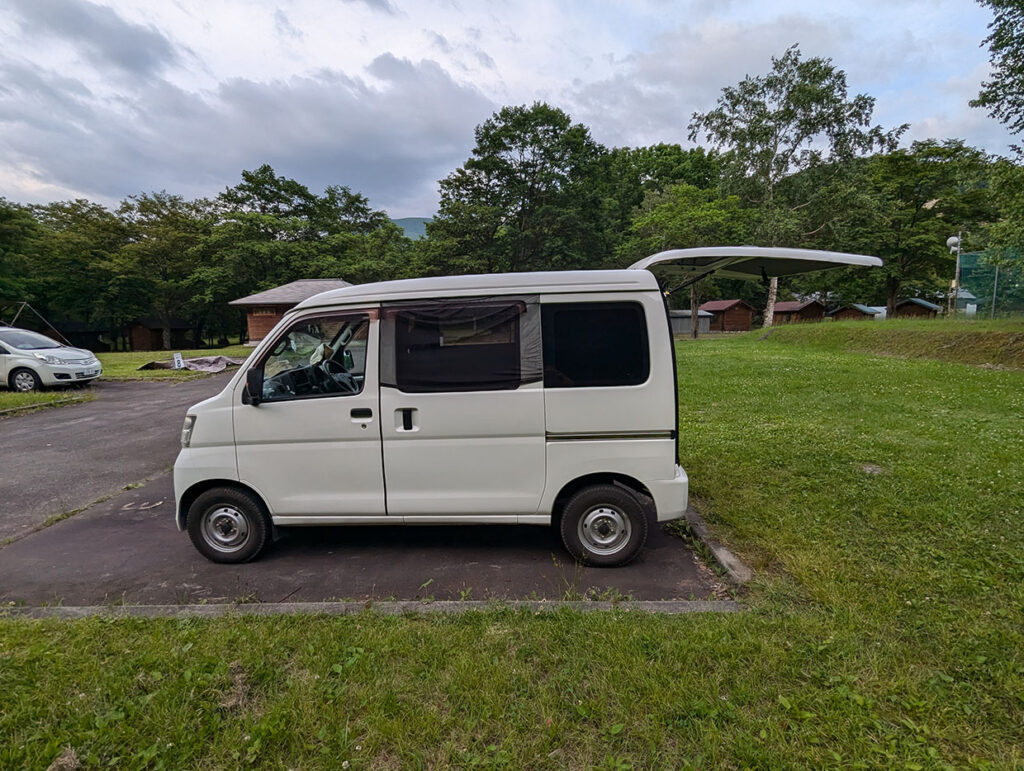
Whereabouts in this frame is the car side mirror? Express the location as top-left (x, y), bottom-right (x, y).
top-left (242, 368), bottom-right (263, 406)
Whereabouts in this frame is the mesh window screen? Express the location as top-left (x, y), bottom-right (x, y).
top-left (381, 296), bottom-right (541, 392)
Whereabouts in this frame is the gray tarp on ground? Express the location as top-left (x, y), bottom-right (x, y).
top-left (137, 356), bottom-right (246, 373)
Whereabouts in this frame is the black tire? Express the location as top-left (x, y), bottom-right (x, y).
top-left (559, 484), bottom-right (648, 567)
top-left (9, 368), bottom-right (42, 393)
top-left (187, 487), bottom-right (270, 564)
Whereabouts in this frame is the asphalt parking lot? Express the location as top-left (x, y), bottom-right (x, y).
top-left (0, 376), bottom-right (720, 605)
top-left (0, 375), bottom-right (233, 541)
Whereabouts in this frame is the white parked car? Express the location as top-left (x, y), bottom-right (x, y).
top-left (174, 247), bottom-right (881, 566)
top-left (0, 327), bottom-right (103, 391)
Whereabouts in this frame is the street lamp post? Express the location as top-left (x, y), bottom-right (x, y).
top-left (946, 233), bottom-right (962, 316)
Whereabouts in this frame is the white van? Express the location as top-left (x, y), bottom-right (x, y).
top-left (174, 248), bottom-right (880, 566)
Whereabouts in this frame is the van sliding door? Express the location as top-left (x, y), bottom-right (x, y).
top-left (378, 297), bottom-right (546, 519)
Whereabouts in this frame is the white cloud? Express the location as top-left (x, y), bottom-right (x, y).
top-left (0, 0), bottom-right (1016, 216)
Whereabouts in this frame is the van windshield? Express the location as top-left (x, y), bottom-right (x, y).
top-left (0, 329), bottom-right (62, 350)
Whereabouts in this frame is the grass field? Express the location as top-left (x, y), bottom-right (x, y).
top-left (2, 332), bottom-right (1022, 767)
top-left (762, 316), bottom-right (1024, 369)
top-left (0, 389), bottom-right (92, 414)
top-left (96, 346), bottom-right (253, 380)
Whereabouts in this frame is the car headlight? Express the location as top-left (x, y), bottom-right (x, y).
top-left (34, 353), bottom-right (65, 365)
top-left (181, 415), bottom-right (197, 448)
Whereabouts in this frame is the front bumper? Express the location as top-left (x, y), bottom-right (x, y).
top-left (36, 362), bottom-right (103, 386)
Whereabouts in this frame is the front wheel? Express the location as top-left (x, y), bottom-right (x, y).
top-left (559, 484), bottom-right (648, 567)
top-left (187, 487), bottom-right (270, 564)
top-left (9, 368), bottom-right (42, 392)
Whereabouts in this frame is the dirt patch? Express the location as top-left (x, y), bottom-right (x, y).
top-left (218, 660), bottom-right (250, 711)
top-left (46, 748), bottom-right (80, 771)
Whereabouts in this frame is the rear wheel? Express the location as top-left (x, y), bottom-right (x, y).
top-left (9, 368), bottom-right (42, 392)
top-left (559, 484), bottom-right (648, 567)
top-left (187, 487), bottom-right (270, 563)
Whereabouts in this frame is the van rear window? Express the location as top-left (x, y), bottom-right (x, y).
top-left (541, 303), bottom-right (649, 388)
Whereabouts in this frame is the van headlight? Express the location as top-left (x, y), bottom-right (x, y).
top-left (181, 415), bottom-right (197, 447)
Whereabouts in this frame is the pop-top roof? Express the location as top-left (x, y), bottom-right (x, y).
top-left (628, 246), bottom-right (882, 284)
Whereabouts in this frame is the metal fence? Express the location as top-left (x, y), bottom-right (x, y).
top-left (957, 251), bottom-right (1024, 317)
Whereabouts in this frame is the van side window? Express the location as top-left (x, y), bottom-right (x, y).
top-left (541, 302), bottom-right (649, 388)
top-left (258, 314), bottom-right (369, 402)
top-left (383, 299), bottom-right (541, 393)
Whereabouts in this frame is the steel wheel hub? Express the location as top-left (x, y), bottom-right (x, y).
top-left (201, 506), bottom-right (250, 553)
top-left (578, 505), bottom-right (631, 556)
top-left (13, 371), bottom-right (36, 391)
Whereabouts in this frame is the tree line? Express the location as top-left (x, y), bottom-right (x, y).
top-left (2, 44), bottom-right (1023, 350)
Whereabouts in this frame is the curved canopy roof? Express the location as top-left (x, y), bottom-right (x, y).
top-left (629, 246), bottom-right (882, 289)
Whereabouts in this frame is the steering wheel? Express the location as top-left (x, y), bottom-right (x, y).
top-left (321, 358), bottom-right (358, 393)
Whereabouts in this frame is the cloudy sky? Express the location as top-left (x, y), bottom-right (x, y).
top-left (0, 0), bottom-right (1012, 217)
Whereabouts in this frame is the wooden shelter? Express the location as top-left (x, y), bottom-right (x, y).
top-left (827, 304), bottom-right (878, 321)
top-left (699, 299), bottom-right (755, 331)
top-left (128, 317), bottom-right (192, 351)
top-left (772, 299), bottom-right (825, 324)
top-left (230, 279), bottom-right (352, 343)
top-left (893, 298), bottom-right (942, 318)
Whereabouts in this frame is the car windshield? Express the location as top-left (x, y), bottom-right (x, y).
top-left (0, 329), bottom-right (62, 350)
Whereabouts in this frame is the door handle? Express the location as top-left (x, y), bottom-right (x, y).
top-left (396, 407), bottom-right (417, 431)
top-left (350, 407), bottom-right (373, 419)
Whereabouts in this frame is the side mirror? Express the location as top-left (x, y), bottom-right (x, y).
top-left (242, 368), bottom-right (263, 406)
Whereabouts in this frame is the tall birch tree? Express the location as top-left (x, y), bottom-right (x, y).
top-left (688, 45), bottom-right (904, 325)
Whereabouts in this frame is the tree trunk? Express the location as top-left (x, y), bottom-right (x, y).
top-left (690, 284), bottom-right (700, 339)
top-left (763, 277), bottom-right (778, 327)
top-left (886, 277), bottom-right (899, 317)
top-left (162, 324), bottom-right (172, 351)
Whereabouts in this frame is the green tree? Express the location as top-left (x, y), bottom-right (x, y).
top-left (598, 145), bottom-right (721, 259)
top-left (617, 185), bottom-right (753, 335)
top-left (688, 45), bottom-right (904, 324)
top-left (115, 192), bottom-right (211, 349)
top-left (838, 140), bottom-right (996, 313)
top-left (972, 0), bottom-right (1024, 137)
top-left (617, 185), bottom-right (752, 263)
top-left (974, 158), bottom-right (1024, 314)
top-left (426, 102), bottom-right (608, 275)
top-left (0, 199), bottom-right (43, 304)
top-left (30, 200), bottom-right (128, 330)
top-left (203, 165), bottom-right (408, 341)
top-left (987, 158), bottom-right (1024, 251)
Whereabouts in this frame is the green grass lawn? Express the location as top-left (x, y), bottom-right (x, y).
top-left (96, 346), bottom-right (253, 380)
top-left (2, 335), bottom-right (1022, 767)
top-left (762, 316), bottom-right (1024, 369)
top-left (0, 389), bottom-right (92, 414)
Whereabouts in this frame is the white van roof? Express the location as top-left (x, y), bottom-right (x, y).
top-left (294, 269), bottom-right (659, 309)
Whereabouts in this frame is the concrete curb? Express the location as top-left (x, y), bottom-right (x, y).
top-left (2, 599), bottom-right (742, 619)
top-left (683, 507), bottom-right (753, 585)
